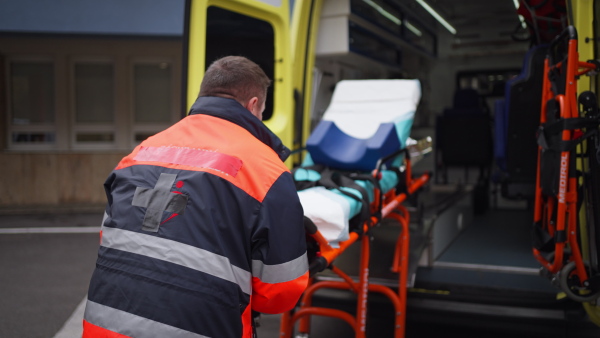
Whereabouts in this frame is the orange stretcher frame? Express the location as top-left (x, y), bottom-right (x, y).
top-left (532, 26), bottom-right (598, 298)
top-left (280, 149), bottom-right (430, 338)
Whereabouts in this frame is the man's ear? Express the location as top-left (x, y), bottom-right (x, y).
top-left (245, 97), bottom-right (260, 119)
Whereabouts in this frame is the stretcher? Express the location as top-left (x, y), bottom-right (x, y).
top-left (279, 79), bottom-right (431, 338)
top-left (532, 26), bottom-right (600, 303)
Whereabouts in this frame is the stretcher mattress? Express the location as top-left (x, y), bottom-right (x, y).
top-left (306, 79), bottom-right (420, 171)
top-left (296, 167), bottom-right (400, 246)
top-left (297, 79), bottom-right (422, 247)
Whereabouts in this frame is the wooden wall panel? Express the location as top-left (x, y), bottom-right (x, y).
top-left (0, 153), bottom-right (126, 212)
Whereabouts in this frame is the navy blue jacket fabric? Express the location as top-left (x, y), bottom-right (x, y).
top-left (84, 96), bottom-right (308, 338)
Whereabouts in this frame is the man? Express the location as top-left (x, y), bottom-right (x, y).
top-left (83, 56), bottom-right (309, 338)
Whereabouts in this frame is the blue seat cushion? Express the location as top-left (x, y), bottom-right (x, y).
top-left (306, 120), bottom-right (400, 171)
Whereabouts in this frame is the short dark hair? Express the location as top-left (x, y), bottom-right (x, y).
top-left (199, 56), bottom-right (271, 106)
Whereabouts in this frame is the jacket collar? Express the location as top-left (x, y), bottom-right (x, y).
top-left (188, 96), bottom-right (291, 162)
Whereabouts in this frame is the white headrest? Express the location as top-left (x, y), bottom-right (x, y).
top-left (322, 79), bottom-right (421, 139)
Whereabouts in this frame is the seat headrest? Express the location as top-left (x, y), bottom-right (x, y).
top-left (453, 88), bottom-right (481, 109)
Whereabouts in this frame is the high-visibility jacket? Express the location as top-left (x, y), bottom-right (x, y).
top-left (83, 96), bottom-right (309, 338)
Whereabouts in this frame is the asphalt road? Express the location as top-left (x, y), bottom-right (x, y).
top-left (0, 213), bottom-right (313, 338)
top-left (2, 212), bottom-right (599, 338)
top-left (0, 213), bottom-right (101, 338)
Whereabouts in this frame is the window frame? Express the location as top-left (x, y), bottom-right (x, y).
top-left (130, 57), bottom-right (179, 147)
top-left (69, 56), bottom-right (118, 151)
top-left (5, 55), bottom-right (59, 151)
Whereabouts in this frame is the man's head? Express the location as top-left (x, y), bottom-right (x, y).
top-left (199, 56), bottom-right (271, 120)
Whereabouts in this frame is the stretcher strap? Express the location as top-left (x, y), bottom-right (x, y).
top-left (537, 116), bottom-right (600, 152)
top-left (532, 221), bottom-right (557, 252)
top-left (314, 169), bottom-right (373, 233)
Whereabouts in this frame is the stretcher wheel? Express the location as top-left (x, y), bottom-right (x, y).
top-left (559, 261), bottom-right (600, 303)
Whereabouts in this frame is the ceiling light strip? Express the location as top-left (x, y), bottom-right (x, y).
top-left (415, 0), bottom-right (457, 35)
top-left (512, 0), bottom-right (528, 29)
top-left (363, 0), bottom-right (402, 25)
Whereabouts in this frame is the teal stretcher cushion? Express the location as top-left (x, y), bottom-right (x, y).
top-left (294, 168), bottom-right (399, 220)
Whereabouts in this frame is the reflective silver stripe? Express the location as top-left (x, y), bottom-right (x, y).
top-left (101, 226), bottom-right (251, 294)
top-left (0, 227), bottom-right (98, 234)
top-left (252, 252), bottom-right (308, 283)
top-left (101, 211), bottom-right (109, 227)
top-left (84, 300), bottom-right (210, 338)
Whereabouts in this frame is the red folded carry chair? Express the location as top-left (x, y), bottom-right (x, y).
top-left (533, 25), bottom-right (600, 302)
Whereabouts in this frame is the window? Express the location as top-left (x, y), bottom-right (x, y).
top-left (134, 63), bottom-right (172, 123)
top-left (8, 60), bottom-right (56, 147)
top-left (133, 61), bottom-right (174, 143)
top-left (2, 38), bottom-right (181, 152)
top-left (456, 69), bottom-right (521, 97)
top-left (73, 61), bottom-right (115, 146)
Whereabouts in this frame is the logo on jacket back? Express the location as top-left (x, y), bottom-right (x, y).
top-left (132, 173), bottom-right (188, 232)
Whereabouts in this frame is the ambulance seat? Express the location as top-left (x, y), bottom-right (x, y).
top-left (435, 89), bottom-right (493, 184)
top-left (494, 44), bottom-right (548, 201)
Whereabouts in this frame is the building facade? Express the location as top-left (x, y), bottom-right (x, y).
top-left (0, 1), bottom-right (185, 212)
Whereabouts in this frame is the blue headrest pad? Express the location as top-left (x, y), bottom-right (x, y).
top-left (306, 121), bottom-right (401, 171)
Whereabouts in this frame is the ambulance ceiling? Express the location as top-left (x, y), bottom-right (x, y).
top-left (402, 0), bottom-right (527, 47)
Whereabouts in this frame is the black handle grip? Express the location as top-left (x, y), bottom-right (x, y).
top-left (303, 216), bottom-right (318, 235)
top-left (374, 148), bottom-right (408, 176)
top-left (309, 256), bottom-right (328, 276)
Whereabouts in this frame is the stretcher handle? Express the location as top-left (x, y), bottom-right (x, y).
top-left (372, 148), bottom-right (409, 218)
top-left (552, 25), bottom-right (577, 44)
top-left (309, 257), bottom-right (328, 276)
top-left (304, 216), bottom-right (329, 275)
top-left (303, 215), bottom-right (318, 235)
top-left (374, 148), bottom-right (409, 175)
top-left (548, 25), bottom-right (577, 67)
